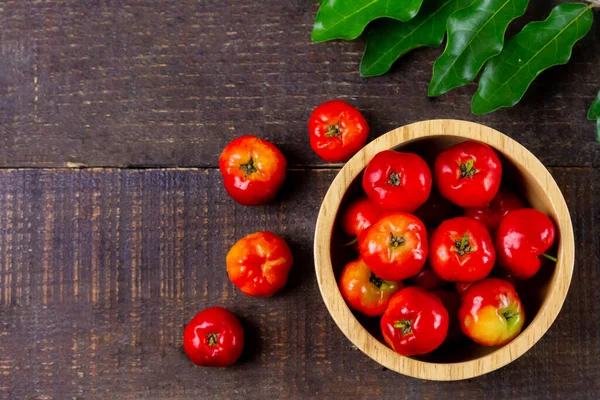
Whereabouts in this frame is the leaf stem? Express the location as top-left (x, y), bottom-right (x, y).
top-left (587, 1), bottom-right (600, 9)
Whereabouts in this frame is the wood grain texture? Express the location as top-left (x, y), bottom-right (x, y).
top-left (0, 0), bottom-right (599, 397)
top-left (0, 0), bottom-right (599, 168)
top-left (314, 120), bottom-right (575, 380)
top-left (0, 168), bottom-right (598, 398)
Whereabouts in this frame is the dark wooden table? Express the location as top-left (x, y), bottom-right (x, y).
top-left (0, 1), bottom-right (599, 398)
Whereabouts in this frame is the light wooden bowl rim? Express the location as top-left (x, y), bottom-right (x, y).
top-left (313, 119), bottom-right (575, 381)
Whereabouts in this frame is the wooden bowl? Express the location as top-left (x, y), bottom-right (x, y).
top-left (313, 119), bottom-right (574, 381)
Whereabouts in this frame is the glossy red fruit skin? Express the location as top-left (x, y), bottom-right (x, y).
top-left (226, 232), bottom-right (293, 297)
top-left (464, 190), bottom-right (524, 231)
top-left (339, 258), bottom-right (403, 317)
top-left (434, 141), bottom-right (502, 208)
top-left (458, 278), bottom-right (525, 346)
top-left (495, 208), bottom-right (556, 280)
top-left (409, 265), bottom-right (446, 291)
top-left (359, 212), bottom-right (428, 281)
top-left (308, 100), bottom-right (369, 162)
top-left (183, 307), bottom-right (244, 367)
top-left (432, 290), bottom-right (465, 342)
top-left (341, 197), bottom-right (381, 240)
top-left (219, 135), bottom-right (287, 206)
top-left (429, 217), bottom-right (496, 283)
top-left (363, 150), bottom-right (432, 213)
top-left (381, 287), bottom-right (449, 356)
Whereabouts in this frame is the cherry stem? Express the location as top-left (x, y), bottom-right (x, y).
top-left (454, 233), bottom-right (472, 256)
top-left (324, 124), bottom-right (341, 137)
top-left (207, 333), bottom-right (219, 346)
top-left (393, 320), bottom-right (413, 336)
top-left (390, 232), bottom-right (405, 249)
top-left (239, 158), bottom-right (257, 176)
top-left (459, 158), bottom-right (477, 178)
top-left (369, 273), bottom-right (384, 289)
top-left (342, 237), bottom-right (358, 247)
top-left (388, 171), bottom-right (401, 186)
top-left (542, 253), bottom-right (558, 263)
top-left (503, 311), bottom-right (519, 321)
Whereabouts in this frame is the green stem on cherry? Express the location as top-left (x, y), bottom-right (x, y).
top-left (324, 124), bottom-right (341, 137)
top-left (369, 273), bottom-right (384, 289)
top-left (342, 237), bottom-right (358, 247)
top-left (207, 333), bottom-right (219, 346)
top-left (389, 232), bottom-right (405, 249)
top-left (239, 158), bottom-right (257, 176)
top-left (454, 233), bottom-right (472, 256)
top-left (542, 253), bottom-right (558, 263)
top-left (393, 320), bottom-right (413, 336)
top-left (503, 311), bottom-right (519, 321)
top-left (388, 171), bottom-right (401, 186)
top-left (459, 158), bottom-right (477, 178)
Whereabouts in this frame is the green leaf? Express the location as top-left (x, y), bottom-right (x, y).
top-left (589, 91), bottom-right (600, 142)
top-left (428, 0), bottom-right (529, 97)
top-left (360, 0), bottom-right (475, 77)
top-left (312, 0), bottom-right (425, 43)
top-left (472, 3), bottom-right (593, 115)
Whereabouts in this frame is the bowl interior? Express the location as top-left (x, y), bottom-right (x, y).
top-left (330, 135), bottom-right (560, 364)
